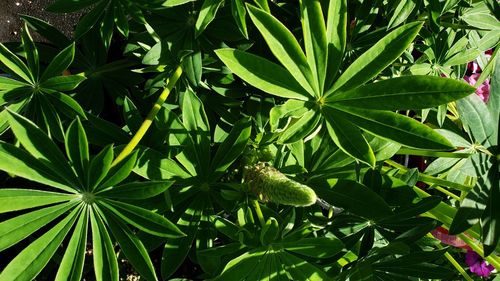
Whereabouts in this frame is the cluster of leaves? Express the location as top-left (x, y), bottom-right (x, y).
top-left (0, 0), bottom-right (499, 280)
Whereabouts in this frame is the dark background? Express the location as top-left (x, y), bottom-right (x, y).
top-left (0, 0), bottom-right (80, 42)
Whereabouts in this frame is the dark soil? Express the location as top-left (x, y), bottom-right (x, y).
top-left (0, 0), bottom-right (80, 42)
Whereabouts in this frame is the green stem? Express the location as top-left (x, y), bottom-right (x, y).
top-left (458, 233), bottom-right (500, 270)
top-left (414, 187), bottom-right (500, 271)
top-left (430, 184), bottom-right (461, 201)
top-left (444, 252), bottom-right (474, 281)
top-left (252, 200), bottom-right (266, 227)
top-left (396, 148), bottom-right (471, 158)
top-left (384, 160), bottom-right (472, 192)
top-left (112, 66), bottom-right (183, 166)
top-left (475, 47), bottom-right (499, 87)
top-left (439, 21), bottom-right (482, 30)
top-left (427, 234), bottom-right (473, 281)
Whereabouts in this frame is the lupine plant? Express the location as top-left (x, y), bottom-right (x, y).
top-left (0, 0), bottom-right (499, 280)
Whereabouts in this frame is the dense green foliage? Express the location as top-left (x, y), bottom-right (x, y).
top-left (0, 0), bottom-right (499, 280)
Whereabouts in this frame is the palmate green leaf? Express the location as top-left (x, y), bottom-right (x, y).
top-left (74, 1), bottom-right (107, 40)
top-left (281, 237), bottom-right (344, 258)
top-left (36, 93), bottom-right (66, 141)
top-left (162, 0), bottom-right (195, 7)
top-left (457, 94), bottom-right (495, 146)
top-left (0, 76), bottom-right (28, 92)
top-left (482, 158), bottom-right (500, 256)
top-left (328, 21), bottom-right (423, 94)
top-left (65, 117), bottom-right (89, 178)
top-left (327, 76), bottom-right (475, 110)
top-left (231, 0), bottom-right (248, 38)
top-left (373, 259), bottom-right (454, 279)
top-left (98, 181), bottom-right (173, 200)
top-left (210, 117), bottom-right (251, 177)
top-left (97, 150), bottom-right (138, 191)
top-left (270, 100), bottom-right (310, 131)
top-left (434, 129), bottom-right (472, 147)
top-left (99, 199), bottom-right (185, 238)
top-left (246, 4), bottom-right (316, 96)
top-left (7, 110), bottom-right (80, 187)
top-left (321, 180), bottom-right (393, 220)
top-left (0, 189), bottom-right (75, 213)
top-left (44, 89), bottom-right (87, 118)
top-left (487, 51), bottom-right (499, 144)
top-left (21, 23), bottom-right (39, 80)
top-left (88, 145), bottom-right (114, 191)
top-left (0, 200), bottom-right (78, 251)
top-left (380, 196), bottom-right (441, 222)
top-left (279, 251), bottom-right (328, 281)
top-left (46, 0), bottom-right (98, 12)
top-left (197, 243), bottom-right (245, 276)
top-left (182, 43), bottom-right (202, 87)
top-left (323, 107), bottom-right (376, 167)
top-left (0, 43), bottom-right (33, 83)
top-left (40, 75), bottom-right (86, 91)
top-left (114, 3), bottom-right (129, 37)
top-left (99, 208), bottom-right (158, 281)
top-left (0, 94), bottom-right (27, 133)
top-left (134, 147), bottom-right (192, 180)
top-left (21, 15), bottom-right (71, 48)
top-left (329, 106), bottom-right (454, 150)
top-left (90, 207), bottom-right (119, 281)
top-left (260, 217), bottom-right (279, 245)
top-left (214, 216), bottom-right (240, 241)
top-left (214, 248), bottom-right (268, 281)
top-left (301, 0), bottom-right (327, 93)
top-left (182, 88), bottom-right (211, 178)
top-left (0, 206), bottom-right (80, 281)
top-left (100, 4), bottom-right (114, 49)
top-left (278, 109), bottom-right (321, 144)
top-left (0, 141), bottom-right (75, 193)
top-left (376, 265), bottom-right (454, 280)
top-left (195, 0), bottom-right (224, 37)
top-left (161, 196), bottom-right (205, 278)
top-left (215, 49), bottom-right (311, 100)
top-left (55, 206), bottom-right (88, 281)
top-left (122, 97), bottom-right (142, 134)
top-left (461, 1), bottom-right (500, 30)
top-left (388, 0), bottom-right (418, 29)
top-left (84, 113), bottom-right (130, 145)
top-left (325, 0), bottom-right (347, 89)
top-left (238, 249), bottom-right (274, 281)
top-left (41, 42), bottom-right (75, 81)
top-left (392, 218), bottom-right (440, 243)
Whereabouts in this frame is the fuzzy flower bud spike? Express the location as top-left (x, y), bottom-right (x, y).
top-left (243, 163), bottom-right (343, 217)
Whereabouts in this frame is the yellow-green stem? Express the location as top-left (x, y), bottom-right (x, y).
top-left (384, 160), bottom-right (471, 192)
top-left (444, 251), bottom-right (473, 281)
top-left (426, 234), bottom-right (473, 281)
top-left (112, 66), bottom-right (183, 166)
top-left (430, 184), bottom-right (461, 201)
top-left (384, 160), bottom-right (500, 270)
top-left (396, 148), bottom-right (472, 158)
top-left (458, 233), bottom-right (500, 270)
top-left (415, 187), bottom-right (500, 270)
top-left (252, 200), bottom-right (266, 227)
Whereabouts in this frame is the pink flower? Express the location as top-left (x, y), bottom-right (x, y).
top-left (467, 61), bottom-right (481, 73)
top-left (465, 250), bottom-right (495, 277)
top-left (431, 227), bottom-right (470, 249)
top-left (464, 73), bottom-right (490, 103)
top-left (467, 50), bottom-right (492, 74)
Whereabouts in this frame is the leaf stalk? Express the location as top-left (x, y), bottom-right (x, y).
top-left (112, 66), bottom-right (183, 166)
